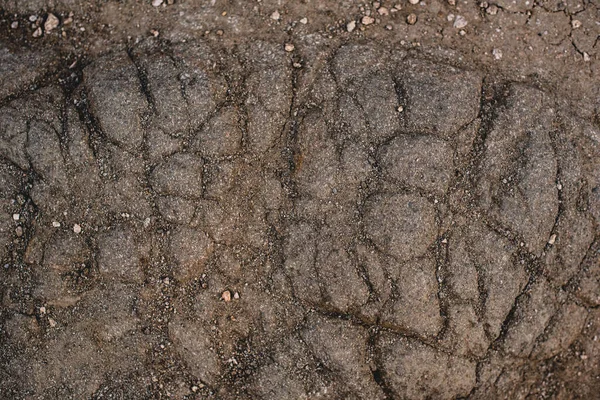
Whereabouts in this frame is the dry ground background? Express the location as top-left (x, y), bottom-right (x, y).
top-left (0, 0), bottom-right (599, 399)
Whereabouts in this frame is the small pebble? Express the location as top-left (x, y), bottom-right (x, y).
top-left (454, 15), bottom-right (468, 29)
top-left (11, 21), bottom-right (19, 29)
top-left (347, 20), bottom-right (356, 32)
top-left (362, 15), bottom-right (375, 25)
top-left (73, 224), bottom-right (82, 234)
top-left (44, 13), bottom-right (59, 32)
top-left (548, 234), bottom-right (557, 245)
top-left (191, 386), bottom-right (199, 393)
top-left (40, 306), bottom-right (46, 314)
top-left (215, 29), bottom-right (223, 36)
top-left (48, 318), bottom-right (57, 328)
top-left (409, 0), bottom-right (420, 4)
top-left (378, 7), bottom-right (389, 16)
top-left (407, 13), bottom-right (417, 25)
top-left (15, 226), bottom-right (23, 237)
top-left (233, 292), bottom-right (240, 299)
top-left (32, 27), bottom-right (42, 37)
top-left (12, 213), bottom-right (19, 221)
top-left (397, 105), bottom-right (404, 112)
top-left (284, 43), bottom-right (295, 52)
top-left (486, 4), bottom-right (498, 14)
top-left (152, 0), bottom-right (163, 6)
top-left (492, 48), bottom-right (503, 60)
top-left (270, 10), bottom-right (280, 20)
top-left (447, 14), bottom-right (455, 21)
top-left (557, 183), bottom-right (562, 190)
top-left (299, 17), bottom-right (308, 24)
top-left (221, 290), bottom-right (231, 302)
top-left (447, 0), bottom-right (456, 5)
top-left (571, 19), bottom-right (581, 29)
top-left (385, 24), bottom-right (393, 30)
top-left (29, 15), bottom-right (38, 22)
top-left (583, 52), bottom-right (590, 62)
top-left (52, 221), bottom-right (61, 228)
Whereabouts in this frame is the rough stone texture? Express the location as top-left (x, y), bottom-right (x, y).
top-left (0, 27), bottom-right (598, 400)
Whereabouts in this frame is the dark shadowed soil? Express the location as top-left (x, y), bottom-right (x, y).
top-left (0, 1), bottom-right (599, 399)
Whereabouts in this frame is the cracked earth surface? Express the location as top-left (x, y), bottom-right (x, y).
top-left (1, 1), bottom-right (599, 399)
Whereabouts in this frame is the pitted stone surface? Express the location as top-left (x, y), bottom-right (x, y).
top-left (0, 39), bottom-right (598, 400)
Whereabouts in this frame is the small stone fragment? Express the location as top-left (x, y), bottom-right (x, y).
top-left (191, 386), bottom-right (199, 393)
top-left (385, 24), bottom-right (393, 30)
top-left (447, 0), bottom-right (456, 5)
top-left (152, 0), bottom-right (164, 6)
top-left (15, 226), bottom-right (23, 237)
top-left (221, 290), bottom-right (231, 302)
top-left (48, 318), bottom-right (57, 328)
top-left (32, 27), bottom-right (42, 38)
top-left (347, 20), bottom-right (356, 32)
top-left (548, 234), bottom-right (557, 245)
top-left (378, 7), bottom-right (389, 16)
top-left (233, 292), bottom-right (240, 299)
top-left (397, 106), bottom-right (404, 112)
top-left (492, 48), bottom-right (503, 60)
top-left (44, 13), bottom-right (59, 32)
top-left (571, 19), bottom-right (581, 29)
top-left (271, 10), bottom-right (280, 20)
top-left (407, 13), bottom-right (417, 25)
top-left (486, 4), bottom-right (498, 14)
top-left (284, 43), bottom-right (295, 52)
top-left (299, 17), bottom-right (308, 24)
top-left (12, 213), bottom-right (19, 221)
top-left (39, 306), bottom-right (46, 314)
top-left (52, 221), bottom-right (61, 228)
top-left (454, 15), bottom-right (468, 29)
top-left (11, 21), bottom-right (19, 29)
top-left (73, 224), bottom-right (82, 234)
top-left (29, 15), bottom-right (38, 22)
top-left (362, 16), bottom-right (375, 25)
top-left (409, 0), bottom-right (420, 4)
top-left (583, 52), bottom-right (590, 62)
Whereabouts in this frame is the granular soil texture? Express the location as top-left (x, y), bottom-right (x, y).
top-left (0, 1), bottom-right (599, 399)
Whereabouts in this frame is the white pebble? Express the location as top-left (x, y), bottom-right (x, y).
top-left (492, 48), bottom-right (503, 60)
top-left (12, 213), bottom-right (19, 221)
top-left (548, 234), bottom-right (557, 245)
top-left (409, 0), bottom-right (420, 4)
top-left (362, 15), bottom-right (375, 25)
top-left (11, 21), bottom-right (19, 29)
top-left (453, 15), bottom-right (468, 29)
top-left (32, 27), bottom-right (42, 38)
top-left (73, 224), bottom-right (82, 234)
top-left (571, 19), bottom-right (581, 29)
top-left (347, 20), bottom-right (356, 32)
top-left (152, 0), bottom-right (163, 6)
top-left (52, 221), bottom-right (61, 228)
top-left (284, 43), bottom-right (295, 52)
top-left (270, 10), bottom-right (280, 20)
top-left (299, 17), bottom-right (308, 24)
top-left (44, 13), bottom-right (59, 32)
